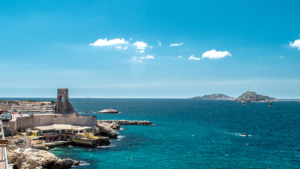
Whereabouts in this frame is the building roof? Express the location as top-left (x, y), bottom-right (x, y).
top-left (32, 124), bottom-right (92, 131)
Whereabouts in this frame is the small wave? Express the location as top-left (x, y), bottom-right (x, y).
top-left (120, 127), bottom-right (124, 130)
top-left (118, 135), bottom-right (125, 139)
top-left (79, 161), bottom-right (89, 166)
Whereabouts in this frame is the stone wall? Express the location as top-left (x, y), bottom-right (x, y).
top-left (16, 115), bottom-right (97, 131)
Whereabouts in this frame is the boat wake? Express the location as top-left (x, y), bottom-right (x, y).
top-left (225, 132), bottom-right (251, 137)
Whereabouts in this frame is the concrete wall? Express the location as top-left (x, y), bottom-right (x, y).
top-left (16, 115), bottom-right (97, 131)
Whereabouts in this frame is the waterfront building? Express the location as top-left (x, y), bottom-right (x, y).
top-left (28, 124), bottom-right (93, 141)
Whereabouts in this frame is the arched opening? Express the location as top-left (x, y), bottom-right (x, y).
top-left (57, 94), bottom-right (65, 113)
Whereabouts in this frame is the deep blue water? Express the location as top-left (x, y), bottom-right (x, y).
top-left (3, 98), bottom-right (300, 168)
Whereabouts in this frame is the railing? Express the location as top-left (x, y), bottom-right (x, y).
top-left (0, 118), bottom-right (9, 169)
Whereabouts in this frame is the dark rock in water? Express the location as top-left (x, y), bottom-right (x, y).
top-left (96, 109), bottom-right (119, 113)
top-left (85, 111), bottom-right (94, 113)
top-left (74, 161), bottom-right (80, 166)
top-left (98, 120), bottom-right (153, 125)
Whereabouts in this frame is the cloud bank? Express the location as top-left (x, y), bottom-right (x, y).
top-left (202, 49), bottom-right (231, 59)
top-left (289, 39), bottom-right (300, 50)
top-left (133, 41), bottom-right (148, 49)
top-left (90, 38), bottom-right (128, 46)
top-left (140, 55), bottom-right (154, 59)
top-left (188, 55), bottom-right (200, 60)
top-left (170, 42), bottom-right (183, 46)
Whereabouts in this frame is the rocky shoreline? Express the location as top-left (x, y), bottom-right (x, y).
top-left (9, 148), bottom-right (75, 169)
top-left (6, 136), bottom-right (79, 169)
top-left (6, 120), bottom-right (153, 168)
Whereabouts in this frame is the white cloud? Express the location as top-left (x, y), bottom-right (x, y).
top-left (178, 55), bottom-right (182, 58)
top-left (170, 42), bottom-right (183, 46)
top-left (281, 56), bottom-right (284, 58)
top-left (130, 38), bottom-right (133, 40)
top-left (140, 55), bottom-right (154, 59)
top-left (188, 55), bottom-right (200, 60)
top-left (116, 46), bottom-right (122, 49)
top-left (139, 50), bottom-right (144, 53)
top-left (124, 46), bottom-right (128, 49)
top-left (90, 38), bottom-right (128, 46)
top-left (132, 56), bottom-right (143, 62)
top-left (149, 46), bottom-right (153, 49)
top-left (133, 41), bottom-right (148, 49)
top-left (202, 49), bottom-right (231, 59)
top-left (289, 39), bottom-right (300, 50)
top-left (158, 40), bottom-right (161, 46)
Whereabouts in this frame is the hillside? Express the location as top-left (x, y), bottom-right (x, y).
top-left (189, 94), bottom-right (235, 100)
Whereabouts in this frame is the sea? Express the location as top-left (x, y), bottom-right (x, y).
top-left (4, 98), bottom-right (300, 168)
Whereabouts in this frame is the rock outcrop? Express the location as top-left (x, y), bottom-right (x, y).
top-left (98, 120), bottom-right (153, 125)
top-left (9, 148), bottom-right (74, 169)
top-left (93, 121), bottom-right (118, 138)
top-left (7, 136), bottom-right (31, 153)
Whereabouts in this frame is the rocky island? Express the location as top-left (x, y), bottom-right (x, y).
top-left (189, 94), bottom-right (235, 100)
top-left (235, 91), bottom-right (277, 102)
top-left (96, 106), bottom-right (119, 113)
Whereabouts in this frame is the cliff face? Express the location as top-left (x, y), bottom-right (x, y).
top-left (189, 94), bottom-right (235, 100)
top-left (235, 91), bottom-right (277, 102)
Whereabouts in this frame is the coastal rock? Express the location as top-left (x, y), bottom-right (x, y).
top-left (9, 148), bottom-right (74, 169)
top-left (49, 158), bottom-right (74, 169)
top-left (74, 160), bottom-right (80, 166)
top-left (92, 126), bottom-right (101, 135)
top-left (97, 122), bottom-right (120, 130)
top-left (7, 136), bottom-right (31, 154)
top-left (95, 122), bottom-right (118, 138)
top-left (98, 120), bottom-right (153, 125)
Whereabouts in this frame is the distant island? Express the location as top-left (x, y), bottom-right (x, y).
top-left (189, 91), bottom-right (278, 103)
top-left (235, 91), bottom-right (277, 102)
top-left (189, 94), bottom-right (235, 100)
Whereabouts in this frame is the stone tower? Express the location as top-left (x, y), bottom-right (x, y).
top-left (55, 88), bottom-right (75, 114)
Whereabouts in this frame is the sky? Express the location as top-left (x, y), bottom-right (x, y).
top-left (0, 0), bottom-right (300, 98)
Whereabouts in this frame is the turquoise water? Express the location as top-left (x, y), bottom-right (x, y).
top-left (4, 98), bottom-right (300, 168)
top-left (50, 99), bottom-right (300, 168)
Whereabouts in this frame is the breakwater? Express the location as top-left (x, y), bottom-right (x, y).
top-left (98, 120), bottom-right (153, 125)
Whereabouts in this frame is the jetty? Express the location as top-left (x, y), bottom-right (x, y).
top-left (99, 120), bottom-right (153, 125)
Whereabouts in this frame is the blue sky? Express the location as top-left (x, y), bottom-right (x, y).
top-left (1, 0), bottom-right (300, 98)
